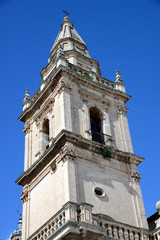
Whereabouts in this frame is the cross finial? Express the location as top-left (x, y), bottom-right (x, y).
top-left (63, 10), bottom-right (69, 17)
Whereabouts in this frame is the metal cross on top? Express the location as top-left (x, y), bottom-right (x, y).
top-left (63, 10), bottom-right (69, 17)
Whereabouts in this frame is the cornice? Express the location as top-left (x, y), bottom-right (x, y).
top-left (15, 130), bottom-right (144, 187)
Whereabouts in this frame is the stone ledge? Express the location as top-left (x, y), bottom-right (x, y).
top-left (15, 130), bottom-right (144, 186)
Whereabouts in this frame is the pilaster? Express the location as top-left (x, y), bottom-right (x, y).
top-left (118, 104), bottom-right (133, 153)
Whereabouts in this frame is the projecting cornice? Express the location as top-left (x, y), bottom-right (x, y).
top-left (15, 130), bottom-right (144, 187)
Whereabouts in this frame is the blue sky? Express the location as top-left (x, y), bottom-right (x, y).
top-left (0, 0), bottom-right (160, 239)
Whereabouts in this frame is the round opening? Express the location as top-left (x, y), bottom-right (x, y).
top-left (94, 187), bottom-right (105, 197)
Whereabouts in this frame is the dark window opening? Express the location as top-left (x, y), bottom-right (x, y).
top-left (42, 119), bottom-right (49, 149)
top-left (90, 107), bottom-right (104, 144)
top-left (94, 187), bottom-right (105, 197)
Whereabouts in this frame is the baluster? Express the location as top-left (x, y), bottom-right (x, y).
top-left (40, 230), bottom-right (44, 240)
top-left (113, 227), bottom-right (118, 239)
top-left (129, 231), bottom-right (134, 240)
top-left (135, 233), bottom-right (139, 240)
top-left (107, 225), bottom-right (113, 237)
top-left (51, 222), bottom-right (55, 233)
top-left (119, 228), bottom-right (123, 240)
top-left (44, 234), bottom-right (47, 240)
top-left (37, 233), bottom-right (40, 240)
top-left (143, 234), bottom-right (148, 240)
top-left (47, 225), bottom-right (51, 237)
top-left (124, 230), bottom-right (129, 240)
top-left (58, 215), bottom-right (62, 227)
top-left (62, 212), bottom-right (65, 224)
top-left (54, 219), bottom-right (58, 230)
top-left (101, 80), bottom-right (104, 85)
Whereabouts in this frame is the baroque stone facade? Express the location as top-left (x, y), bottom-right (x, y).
top-left (15, 16), bottom-right (152, 240)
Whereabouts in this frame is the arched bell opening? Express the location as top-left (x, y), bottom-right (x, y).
top-left (89, 107), bottom-right (104, 144)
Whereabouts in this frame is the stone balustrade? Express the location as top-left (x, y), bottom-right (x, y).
top-left (68, 63), bottom-right (116, 90)
top-left (92, 215), bottom-right (152, 240)
top-left (28, 211), bottom-right (65, 240)
top-left (27, 202), bottom-right (77, 240)
top-left (27, 202), bottom-right (152, 240)
top-left (153, 231), bottom-right (160, 240)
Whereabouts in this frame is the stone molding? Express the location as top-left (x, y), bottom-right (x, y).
top-left (15, 130), bottom-right (144, 187)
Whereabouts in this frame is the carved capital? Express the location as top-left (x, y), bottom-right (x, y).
top-left (21, 187), bottom-right (29, 203)
top-left (130, 172), bottom-right (142, 182)
top-left (59, 147), bottom-right (76, 163)
top-left (23, 121), bottom-right (31, 134)
top-left (118, 105), bottom-right (128, 115)
top-left (61, 81), bottom-right (72, 91)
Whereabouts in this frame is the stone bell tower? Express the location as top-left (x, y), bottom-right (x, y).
top-left (16, 16), bottom-right (150, 240)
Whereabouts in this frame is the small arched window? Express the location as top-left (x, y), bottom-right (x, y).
top-left (89, 107), bottom-right (104, 144)
top-left (42, 119), bottom-right (50, 149)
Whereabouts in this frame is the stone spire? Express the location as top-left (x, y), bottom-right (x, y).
top-left (115, 70), bottom-right (126, 93)
top-left (23, 88), bottom-right (31, 111)
top-left (50, 16), bottom-right (90, 58)
top-left (115, 70), bottom-right (123, 82)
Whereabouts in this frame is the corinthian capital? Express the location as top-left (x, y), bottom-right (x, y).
top-left (118, 105), bottom-right (128, 115)
top-left (130, 172), bottom-right (142, 182)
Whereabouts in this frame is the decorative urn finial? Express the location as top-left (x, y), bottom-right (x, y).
top-left (156, 201), bottom-right (160, 215)
top-left (116, 70), bottom-right (123, 82)
top-left (23, 88), bottom-right (31, 111)
top-left (23, 88), bottom-right (30, 102)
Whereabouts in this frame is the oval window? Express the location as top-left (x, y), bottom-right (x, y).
top-left (94, 187), bottom-right (105, 197)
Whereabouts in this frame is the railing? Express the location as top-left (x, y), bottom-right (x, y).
top-left (153, 230), bottom-right (160, 240)
top-left (28, 201), bottom-right (76, 240)
top-left (91, 131), bottom-right (104, 144)
top-left (28, 201), bottom-right (151, 240)
top-left (92, 215), bottom-right (151, 240)
top-left (68, 63), bottom-right (116, 90)
top-left (29, 211), bottom-right (66, 240)
top-left (86, 130), bottom-right (114, 147)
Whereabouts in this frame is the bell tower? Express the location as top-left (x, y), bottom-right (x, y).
top-left (16, 17), bottom-right (150, 240)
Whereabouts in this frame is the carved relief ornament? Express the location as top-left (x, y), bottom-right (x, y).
top-left (58, 147), bottom-right (76, 163)
top-left (118, 105), bottom-right (128, 115)
top-left (23, 121), bottom-right (31, 134)
top-left (130, 172), bottom-right (142, 182)
top-left (21, 187), bottom-right (29, 203)
top-left (58, 80), bottom-right (72, 93)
